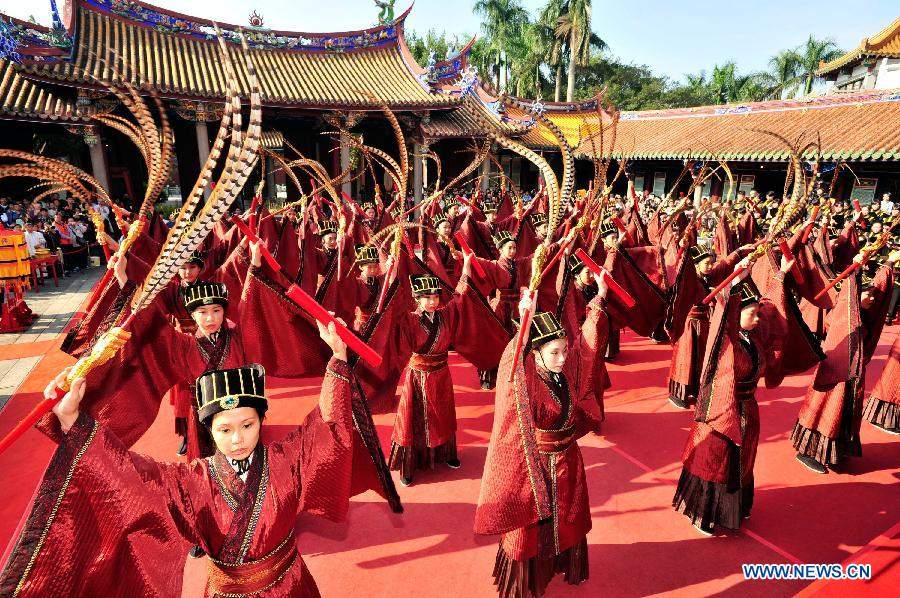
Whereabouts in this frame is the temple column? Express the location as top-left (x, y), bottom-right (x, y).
top-left (413, 141), bottom-right (424, 204)
top-left (340, 132), bottom-right (351, 197)
top-left (480, 150), bottom-right (490, 193)
top-left (195, 121), bottom-right (211, 198)
top-left (86, 127), bottom-right (110, 194)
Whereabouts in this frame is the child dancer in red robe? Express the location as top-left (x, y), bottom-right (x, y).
top-left (475, 277), bottom-right (610, 598)
top-left (1, 322), bottom-right (358, 597)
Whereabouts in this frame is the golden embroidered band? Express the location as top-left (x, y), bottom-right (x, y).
top-left (206, 534), bottom-right (297, 596)
top-left (536, 425), bottom-right (577, 454)
top-left (410, 352), bottom-right (449, 373)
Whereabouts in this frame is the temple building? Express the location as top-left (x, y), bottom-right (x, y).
top-left (817, 17), bottom-right (900, 92)
top-left (1, 2), bottom-right (899, 208)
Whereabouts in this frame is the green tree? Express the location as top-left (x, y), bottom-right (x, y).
top-left (757, 49), bottom-right (803, 99)
top-left (473, 0), bottom-right (530, 92)
top-left (539, 0), bottom-right (566, 101)
top-left (556, 0), bottom-right (606, 102)
top-left (797, 36), bottom-right (843, 95)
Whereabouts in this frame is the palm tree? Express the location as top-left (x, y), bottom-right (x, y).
top-left (509, 22), bottom-right (551, 97)
top-left (758, 49), bottom-right (803, 99)
top-left (473, 0), bottom-right (530, 92)
top-left (796, 36), bottom-right (843, 95)
top-left (556, 0), bottom-right (606, 102)
top-left (539, 0), bottom-right (566, 101)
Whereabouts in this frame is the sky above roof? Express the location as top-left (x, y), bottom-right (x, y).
top-left (2, 0), bottom-right (897, 82)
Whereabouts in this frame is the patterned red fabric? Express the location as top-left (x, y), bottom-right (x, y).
top-left (602, 246), bottom-right (666, 336)
top-left (736, 211), bottom-right (760, 245)
top-left (869, 331), bottom-right (900, 406)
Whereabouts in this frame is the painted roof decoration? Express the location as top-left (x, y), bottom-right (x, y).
top-left (817, 17), bottom-right (900, 75)
top-left (418, 37), bottom-right (477, 89)
top-left (6, 1), bottom-right (457, 110)
top-left (504, 95), bottom-right (609, 150)
top-left (575, 88), bottom-right (900, 162)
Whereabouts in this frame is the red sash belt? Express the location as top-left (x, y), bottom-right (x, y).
top-left (206, 534), bottom-right (297, 596)
top-left (410, 352), bottom-right (449, 373)
top-left (535, 425), bottom-right (577, 453)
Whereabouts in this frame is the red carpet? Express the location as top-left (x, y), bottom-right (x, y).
top-left (1, 325), bottom-right (897, 597)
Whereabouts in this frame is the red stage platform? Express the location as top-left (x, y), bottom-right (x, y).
top-left (0, 323), bottom-right (897, 597)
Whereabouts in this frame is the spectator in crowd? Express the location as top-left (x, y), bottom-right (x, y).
top-left (23, 222), bottom-right (47, 256)
top-left (880, 192), bottom-right (894, 215)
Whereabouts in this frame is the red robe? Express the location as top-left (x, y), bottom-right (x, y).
top-left (475, 297), bottom-right (607, 593)
top-left (388, 277), bottom-right (509, 478)
top-left (864, 330), bottom-right (900, 430)
top-left (1, 359), bottom-right (360, 597)
top-left (792, 265), bottom-right (894, 465)
top-left (673, 274), bottom-right (795, 530)
top-left (667, 250), bottom-right (742, 406)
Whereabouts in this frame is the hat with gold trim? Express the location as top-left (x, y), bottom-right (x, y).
top-left (598, 220), bottom-right (618, 238)
top-left (195, 364), bottom-right (267, 426)
top-left (689, 245), bottom-right (712, 265)
top-left (530, 212), bottom-right (548, 228)
top-left (568, 253), bottom-right (586, 274)
top-left (737, 281), bottom-right (760, 308)
top-left (482, 200), bottom-right (498, 214)
top-left (355, 244), bottom-right (379, 265)
top-left (182, 281), bottom-right (229, 312)
top-left (529, 311), bottom-right (567, 348)
top-left (493, 230), bottom-right (516, 249)
top-left (317, 220), bottom-right (338, 236)
top-left (410, 274), bottom-right (442, 296)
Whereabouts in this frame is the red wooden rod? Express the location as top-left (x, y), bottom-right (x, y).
top-left (230, 216), bottom-right (282, 273)
top-left (574, 248), bottom-right (636, 308)
top-left (800, 204), bottom-right (821, 244)
top-left (778, 239), bottom-right (805, 285)
top-left (814, 259), bottom-right (864, 301)
top-left (702, 266), bottom-right (747, 305)
top-left (284, 284), bottom-right (382, 367)
top-left (453, 232), bottom-right (486, 278)
top-left (376, 261), bottom-right (395, 314)
top-left (248, 195), bottom-right (261, 231)
top-left (508, 289), bottom-right (536, 383)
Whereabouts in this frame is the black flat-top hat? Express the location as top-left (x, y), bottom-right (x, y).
top-left (529, 311), bottom-right (567, 348)
top-left (195, 364), bottom-right (268, 426)
top-left (482, 200), bottom-right (498, 213)
top-left (355, 244), bottom-right (379, 265)
top-left (317, 220), bottom-right (338, 236)
top-left (183, 281), bottom-right (229, 312)
top-left (185, 250), bottom-right (206, 268)
top-left (598, 220), bottom-right (617, 238)
top-left (530, 212), bottom-right (548, 227)
top-left (493, 230), bottom-right (515, 249)
top-left (737, 281), bottom-right (761, 307)
top-left (410, 274), bottom-right (442, 296)
top-left (568, 253), bottom-right (586, 274)
top-left (689, 244), bottom-right (713, 265)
